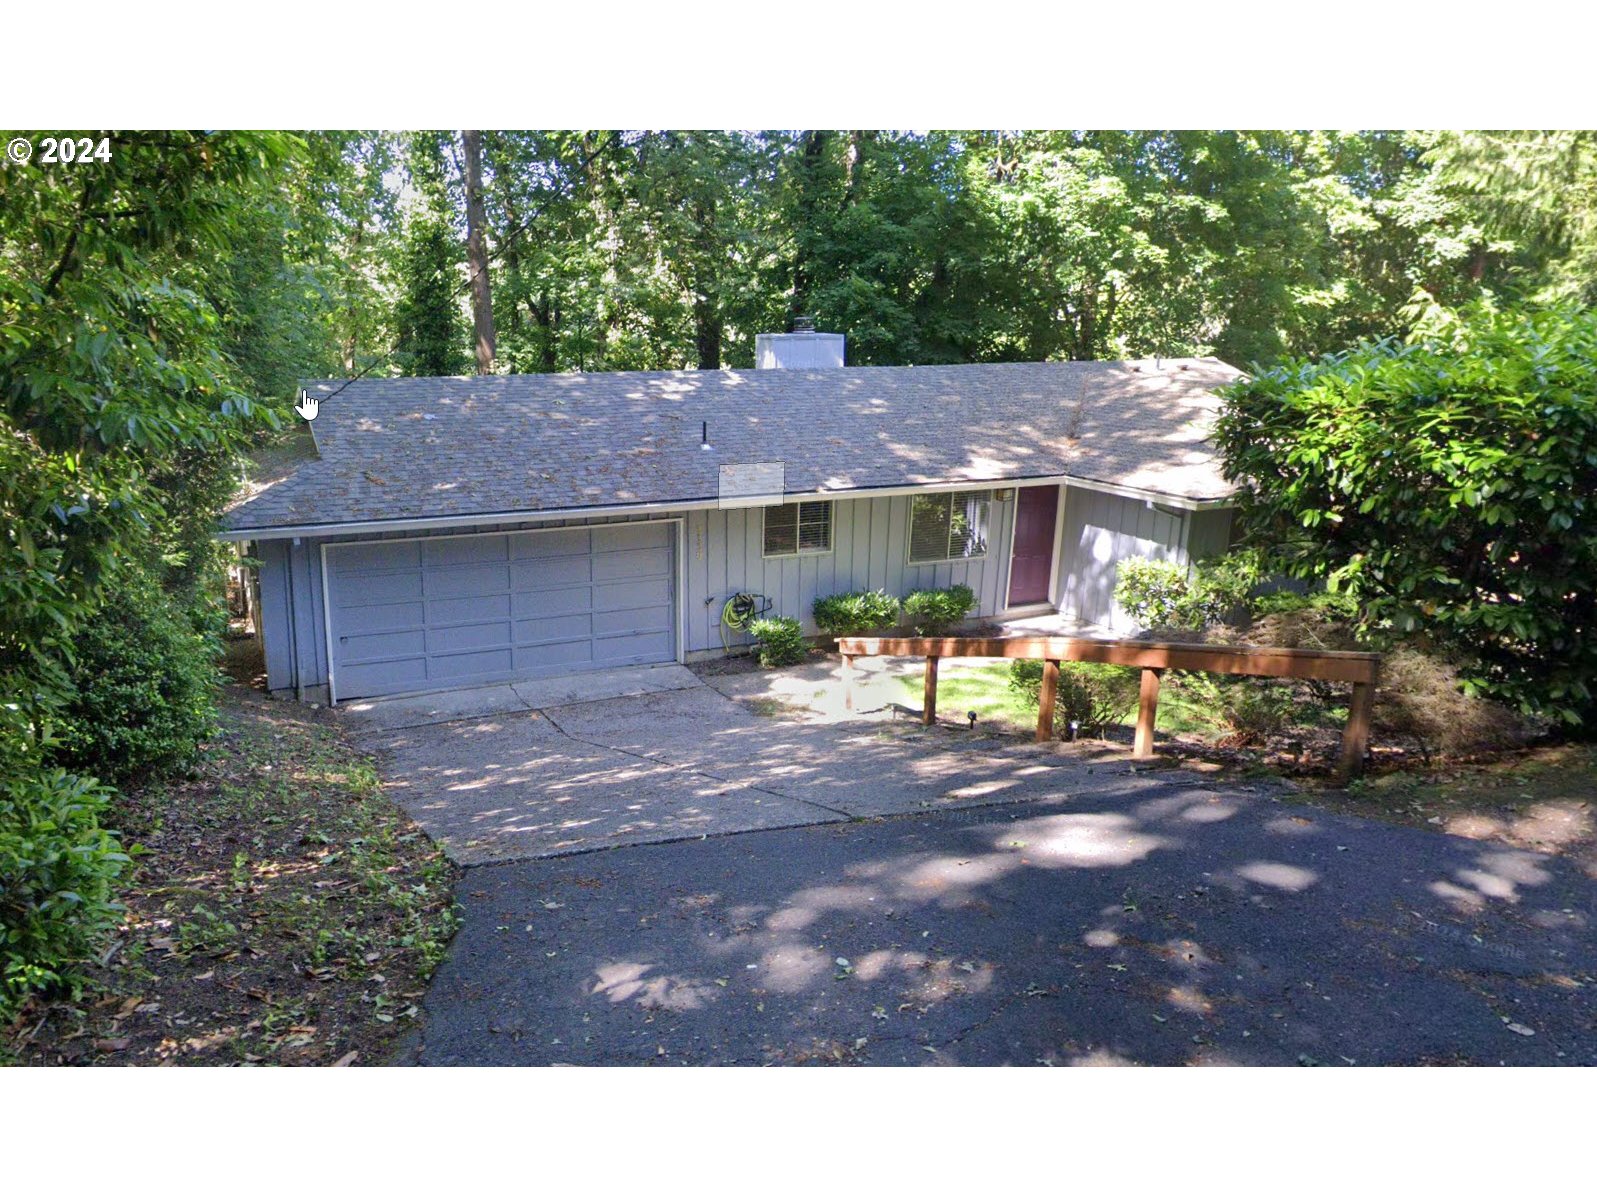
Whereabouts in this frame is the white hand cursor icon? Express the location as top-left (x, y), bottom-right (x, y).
top-left (295, 392), bottom-right (320, 422)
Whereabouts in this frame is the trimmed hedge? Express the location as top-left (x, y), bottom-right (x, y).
top-left (812, 589), bottom-right (901, 637)
top-left (902, 584), bottom-right (976, 635)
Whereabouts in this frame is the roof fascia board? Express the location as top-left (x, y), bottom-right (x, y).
top-left (221, 473), bottom-right (1233, 542)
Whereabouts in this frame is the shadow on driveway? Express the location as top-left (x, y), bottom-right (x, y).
top-left (401, 774), bottom-right (1597, 1066)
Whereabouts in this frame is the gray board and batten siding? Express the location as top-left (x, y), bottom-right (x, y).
top-left (255, 481), bottom-right (1229, 703)
top-left (1054, 486), bottom-right (1234, 629)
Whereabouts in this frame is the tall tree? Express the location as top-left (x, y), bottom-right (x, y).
top-left (393, 133), bottom-right (469, 376)
top-left (461, 129), bottom-right (497, 373)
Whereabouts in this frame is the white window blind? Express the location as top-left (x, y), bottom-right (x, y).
top-left (908, 491), bottom-right (991, 564)
top-left (764, 500), bottom-right (833, 557)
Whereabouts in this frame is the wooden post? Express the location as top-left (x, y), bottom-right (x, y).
top-left (1133, 667), bottom-right (1163, 758)
top-left (841, 653), bottom-right (854, 711)
top-left (1037, 659), bottom-right (1060, 743)
top-left (923, 656), bottom-right (939, 725)
top-left (1338, 680), bottom-right (1374, 781)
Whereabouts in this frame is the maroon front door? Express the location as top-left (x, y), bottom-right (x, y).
top-left (1007, 485), bottom-right (1059, 607)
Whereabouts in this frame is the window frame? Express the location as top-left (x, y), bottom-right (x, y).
top-left (906, 489), bottom-right (993, 566)
top-left (762, 499), bottom-right (835, 559)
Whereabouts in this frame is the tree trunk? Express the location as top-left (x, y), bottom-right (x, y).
top-left (531, 289), bottom-right (559, 373)
top-left (693, 293), bottom-right (722, 370)
top-left (462, 130), bottom-right (497, 374)
top-left (789, 130), bottom-right (829, 323)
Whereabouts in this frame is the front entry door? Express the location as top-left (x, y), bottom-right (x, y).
top-left (1007, 485), bottom-right (1059, 607)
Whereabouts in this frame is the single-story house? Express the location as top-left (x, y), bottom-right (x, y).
top-left (221, 328), bottom-right (1242, 703)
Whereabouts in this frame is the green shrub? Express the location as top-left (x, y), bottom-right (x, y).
top-left (1216, 304), bottom-right (1597, 725)
top-left (1007, 660), bottom-right (1140, 737)
top-left (1114, 550), bottom-right (1265, 631)
top-left (1114, 558), bottom-right (1190, 628)
top-left (0, 757), bottom-right (129, 1018)
top-left (902, 584), bottom-right (976, 635)
top-left (750, 616), bottom-right (807, 668)
top-left (50, 569), bottom-right (221, 786)
top-left (812, 589), bottom-right (901, 637)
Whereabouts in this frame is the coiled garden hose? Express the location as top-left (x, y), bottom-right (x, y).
top-left (720, 592), bottom-right (773, 653)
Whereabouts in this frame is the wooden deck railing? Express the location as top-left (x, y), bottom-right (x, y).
top-left (835, 635), bottom-right (1381, 779)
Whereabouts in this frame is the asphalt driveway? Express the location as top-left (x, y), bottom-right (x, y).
top-left (400, 778), bottom-right (1597, 1066)
top-left (343, 665), bottom-right (1597, 1065)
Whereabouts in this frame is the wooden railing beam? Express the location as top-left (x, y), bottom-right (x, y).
top-left (836, 634), bottom-right (1381, 779)
top-left (836, 636), bottom-right (1379, 685)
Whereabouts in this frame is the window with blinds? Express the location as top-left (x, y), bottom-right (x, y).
top-left (763, 500), bottom-right (834, 557)
top-left (908, 491), bottom-right (991, 564)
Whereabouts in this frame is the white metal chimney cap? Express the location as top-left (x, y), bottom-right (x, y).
top-left (755, 328), bottom-right (846, 369)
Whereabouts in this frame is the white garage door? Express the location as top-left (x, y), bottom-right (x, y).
top-left (326, 523), bottom-right (677, 700)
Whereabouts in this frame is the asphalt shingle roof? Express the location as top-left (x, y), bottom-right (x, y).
top-left (224, 358), bottom-right (1243, 533)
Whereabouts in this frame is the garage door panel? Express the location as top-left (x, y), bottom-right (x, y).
top-left (511, 528), bottom-right (590, 559)
top-left (593, 605), bottom-right (671, 635)
top-left (428, 594), bottom-right (510, 624)
top-left (597, 523), bottom-right (670, 552)
top-left (512, 584), bottom-right (593, 618)
top-left (328, 523), bottom-right (676, 700)
top-left (595, 630), bottom-right (674, 664)
top-left (515, 613), bottom-right (591, 643)
top-left (512, 640), bottom-right (593, 671)
top-left (337, 572), bottom-right (423, 605)
top-left (426, 564), bottom-right (510, 599)
top-left (429, 648), bottom-right (513, 680)
top-left (351, 601), bottom-right (426, 632)
top-left (340, 657), bottom-right (428, 695)
top-left (334, 541), bottom-right (421, 573)
top-left (427, 621), bottom-right (512, 653)
top-left (593, 545), bottom-right (672, 581)
top-left (510, 557), bottom-right (591, 590)
top-left (423, 535), bottom-right (508, 567)
top-left (594, 576), bottom-right (671, 611)
top-left (341, 628), bottom-right (426, 663)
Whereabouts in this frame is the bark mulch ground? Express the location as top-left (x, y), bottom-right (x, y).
top-left (6, 686), bottom-right (459, 1066)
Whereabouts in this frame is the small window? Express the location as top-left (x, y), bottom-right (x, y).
top-left (763, 500), bottom-right (833, 557)
top-left (908, 491), bottom-right (991, 564)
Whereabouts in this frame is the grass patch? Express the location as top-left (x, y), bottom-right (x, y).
top-left (6, 686), bottom-right (459, 1066)
top-left (894, 663), bottom-right (1045, 733)
top-left (896, 661), bottom-right (1234, 738)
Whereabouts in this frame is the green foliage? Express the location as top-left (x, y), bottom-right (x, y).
top-left (51, 566), bottom-right (221, 786)
top-left (1428, 131), bottom-right (1597, 304)
top-left (749, 616), bottom-right (807, 669)
top-left (1113, 558), bottom-right (1191, 628)
top-left (1007, 660), bottom-right (1140, 737)
top-left (1217, 304), bottom-right (1597, 724)
top-left (393, 135), bottom-right (470, 376)
top-left (811, 589), bottom-right (901, 636)
top-left (0, 131), bottom-right (292, 1016)
top-left (0, 749), bottom-right (128, 1019)
top-left (902, 584), bottom-right (976, 635)
top-left (1114, 551), bottom-right (1264, 630)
